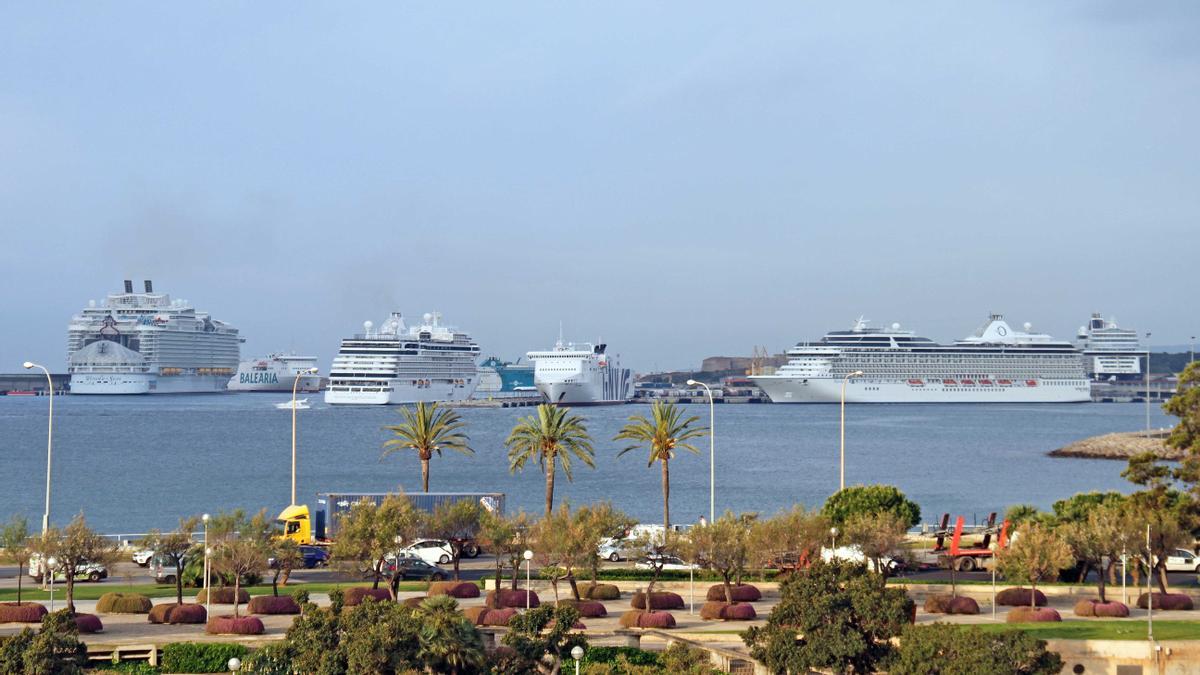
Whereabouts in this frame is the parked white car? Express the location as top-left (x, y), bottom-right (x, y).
top-left (821, 545), bottom-right (899, 572)
top-left (597, 537), bottom-right (643, 562)
top-left (396, 539), bottom-right (454, 565)
top-left (634, 554), bottom-right (698, 571)
top-left (131, 549), bottom-right (155, 567)
top-left (1163, 548), bottom-right (1199, 573)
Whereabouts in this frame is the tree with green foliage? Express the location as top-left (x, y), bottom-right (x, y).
top-left (210, 510), bottom-right (274, 617)
top-left (15, 610), bottom-right (88, 675)
top-left (614, 401), bottom-right (708, 530)
top-left (382, 401), bottom-right (473, 493)
top-left (1164, 361), bottom-right (1200, 455)
top-left (742, 559), bottom-right (912, 675)
top-left (477, 509), bottom-right (532, 593)
top-left (1057, 503), bottom-right (1136, 603)
top-left (140, 515), bottom-right (199, 606)
top-left (995, 523), bottom-right (1074, 607)
top-left (532, 503), bottom-right (594, 601)
top-left (427, 498), bottom-right (482, 580)
top-left (30, 513), bottom-right (117, 614)
top-left (844, 510), bottom-right (908, 579)
top-left (1122, 451), bottom-right (1194, 593)
top-left (890, 623), bottom-right (1062, 675)
top-left (414, 595), bottom-right (486, 675)
top-left (577, 502), bottom-right (635, 591)
top-left (1003, 504), bottom-right (1047, 527)
top-left (507, 404), bottom-right (596, 517)
top-left (822, 484), bottom-right (920, 529)
top-left (503, 603), bottom-right (588, 675)
top-left (1, 515), bottom-right (31, 606)
top-left (684, 511), bottom-right (751, 603)
top-left (1050, 491), bottom-right (1126, 524)
top-left (748, 505), bottom-right (829, 576)
top-left (331, 493), bottom-right (424, 598)
top-left (268, 538), bottom-right (303, 596)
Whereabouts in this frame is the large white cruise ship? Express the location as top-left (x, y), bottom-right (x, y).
top-left (527, 337), bottom-right (633, 405)
top-left (324, 312), bottom-right (480, 405)
top-left (751, 315), bottom-right (1089, 403)
top-left (227, 354), bottom-right (323, 392)
top-left (1075, 313), bottom-right (1143, 381)
top-left (67, 280), bottom-right (240, 394)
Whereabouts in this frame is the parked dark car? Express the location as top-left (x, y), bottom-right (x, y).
top-left (371, 555), bottom-right (448, 581)
top-left (299, 545), bottom-right (330, 569)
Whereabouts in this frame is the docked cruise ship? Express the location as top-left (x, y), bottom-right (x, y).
top-left (227, 354), bottom-right (323, 392)
top-left (751, 315), bottom-right (1089, 403)
top-left (528, 337), bottom-right (633, 405)
top-left (67, 280), bottom-right (240, 394)
top-left (1075, 313), bottom-right (1143, 381)
top-left (324, 312), bottom-right (480, 405)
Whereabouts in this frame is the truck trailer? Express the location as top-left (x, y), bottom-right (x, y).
top-left (278, 492), bottom-right (505, 546)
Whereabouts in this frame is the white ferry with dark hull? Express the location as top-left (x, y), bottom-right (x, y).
top-left (1076, 313), bottom-right (1143, 382)
top-left (528, 337), bottom-right (633, 406)
top-left (752, 315), bottom-right (1089, 404)
top-left (67, 280), bottom-right (240, 394)
top-left (228, 354), bottom-right (322, 392)
top-left (324, 312), bottom-right (480, 405)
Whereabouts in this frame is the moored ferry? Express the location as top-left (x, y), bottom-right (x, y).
top-left (1076, 313), bottom-right (1143, 381)
top-left (227, 354), bottom-right (322, 392)
top-left (751, 314), bottom-right (1089, 403)
top-left (528, 335), bottom-right (633, 405)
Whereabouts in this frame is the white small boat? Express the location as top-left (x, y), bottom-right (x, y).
top-left (275, 398), bottom-right (311, 410)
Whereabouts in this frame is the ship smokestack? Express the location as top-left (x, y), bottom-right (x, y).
top-left (144, 280), bottom-right (153, 293)
top-left (124, 279), bottom-right (133, 293)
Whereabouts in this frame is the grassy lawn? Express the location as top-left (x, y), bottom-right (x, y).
top-left (0, 580), bottom-right (434, 602)
top-left (973, 620), bottom-right (1200, 641)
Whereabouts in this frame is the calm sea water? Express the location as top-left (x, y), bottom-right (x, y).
top-left (0, 394), bottom-right (1175, 534)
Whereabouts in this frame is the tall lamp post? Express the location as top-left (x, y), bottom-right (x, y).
top-left (839, 370), bottom-right (865, 491)
top-left (686, 379), bottom-right (715, 523)
top-left (202, 513), bottom-right (211, 617)
top-left (523, 549), bottom-right (534, 610)
top-left (23, 362), bottom-right (54, 535)
top-left (1144, 335), bottom-right (1152, 438)
top-left (290, 367), bottom-right (320, 505)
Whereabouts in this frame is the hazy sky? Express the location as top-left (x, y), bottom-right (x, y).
top-left (3, 2), bottom-right (1198, 373)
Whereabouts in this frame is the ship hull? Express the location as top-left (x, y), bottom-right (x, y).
top-left (752, 377), bottom-right (1090, 403)
top-left (69, 373), bottom-right (152, 395)
top-left (228, 375), bottom-right (322, 392)
top-left (536, 381), bottom-right (629, 406)
top-left (325, 379), bottom-right (478, 405)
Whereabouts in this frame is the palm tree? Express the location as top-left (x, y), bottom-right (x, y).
top-left (506, 404), bottom-right (595, 516)
top-left (415, 595), bottom-right (486, 675)
top-left (614, 401), bottom-right (708, 530)
top-left (382, 402), bottom-right (472, 492)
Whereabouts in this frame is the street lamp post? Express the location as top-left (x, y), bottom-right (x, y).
top-left (840, 370), bottom-right (864, 491)
top-left (830, 527), bottom-right (838, 550)
top-left (523, 549), bottom-right (533, 610)
top-left (23, 362), bottom-right (54, 535)
top-left (202, 513), bottom-right (211, 617)
top-left (686, 379), bottom-right (715, 523)
top-left (570, 645), bottom-right (584, 675)
top-left (1144, 336), bottom-right (1152, 438)
top-left (46, 557), bottom-right (57, 612)
top-left (290, 367), bottom-right (319, 505)
top-left (1147, 524), bottom-right (1153, 643)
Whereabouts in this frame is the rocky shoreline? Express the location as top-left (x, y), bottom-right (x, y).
top-left (1049, 430), bottom-right (1182, 461)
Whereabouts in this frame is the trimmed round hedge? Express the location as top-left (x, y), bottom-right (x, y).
top-left (618, 610), bottom-right (676, 629)
top-left (479, 607), bottom-right (518, 626)
top-left (1074, 599), bottom-right (1130, 618)
top-left (631, 591), bottom-right (684, 610)
top-left (195, 587), bottom-right (250, 605)
top-left (428, 581), bottom-right (481, 599)
top-left (73, 613), bottom-right (103, 633)
top-left (148, 603), bottom-right (207, 624)
top-left (0, 602), bottom-right (48, 623)
top-left (699, 601), bottom-right (756, 621)
top-left (344, 587), bottom-right (393, 606)
top-left (486, 589), bottom-right (539, 608)
top-left (995, 588), bottom-right (1047, 607)
top-left (556, 599), bottom-right (607, 618)
top-left (247, 595), bottom-right (301, 615)
top-left (463, 606), bottom-right (489, 625)
top-left (582, 584), bottom-right (621, 600)
top-left (1007, 606), bottom-right (1061, 623)
top-left (705, 584), bottom-right (761, 602)
top-left (1137, 593), bottom-right (1194, 611)
top-left (96, 593), bottom-right (153, 614)
top-left (924, 595), bottom-right (979, 615)
top-left (207, 615), bottom-right (265, 635)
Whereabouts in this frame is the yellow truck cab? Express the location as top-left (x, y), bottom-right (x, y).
top-left (277, 504), bottom-right (313, 545)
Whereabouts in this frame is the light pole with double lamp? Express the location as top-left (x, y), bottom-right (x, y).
top-left (290, 367), bottom-right (320, 505)
top-left (685, 379), bottom-right (715, 523)
top-left (839, 370), bottom-right (865, 491)
top-left (22, 362), bottom-right (54, 536)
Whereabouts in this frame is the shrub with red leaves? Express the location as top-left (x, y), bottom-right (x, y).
top-left (630, 591), bottom-right (684, 610)
top-left (0, 602), bottom-right (47, 623)
top-left (73, 613), bottom-right (103, 633)
top-left (247, 595), bottom-right (300, 615)
top-left (485, 589), bottom-right (539, 608)
top-left (1137, 593), bottom-right (1194, 611)
top-left (556, 599), bottom-right (607, 617)
top-left (1007, 606), bottom-right (1061, 623)
top-left (995, 588), bottom-right (1047, 607)
top-left (700, 601), bottom-right (757, 620)
top-left (582, 584), bottom-right (620, 600)
top-left (481, 607), bottom-right (517, 626)
top-left (428, 581), bottom-right (481, 598)
top-left (206, 615), bottom-right (266, 635)
top-left (195, 588), bottom-right (250, 605)
top-left (705, 584), bottom-right (761, 602)
top-left (344, 587), bottom-right (392, 606)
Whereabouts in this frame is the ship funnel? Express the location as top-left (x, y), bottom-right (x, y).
top-left (124, 279), bottom-right (133, 293)
top-left (144, 280), bottom-right (153, 293)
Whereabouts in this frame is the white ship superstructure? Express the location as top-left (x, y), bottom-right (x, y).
top-left (528, 337), bottom-right (633, 405)
top-left (752, 315), bottom-right (1089, 403)
top-left (228, 354), bottom-right (323, 392)
top-left (324, 312), bottom-right (480, 405)
top-left (67, 280), bottom-right (240, 394)
top-left (1075, 313), bottom-right (1143, 381)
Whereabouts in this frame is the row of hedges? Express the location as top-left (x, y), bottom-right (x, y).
top-left (555, 599), bottom-right (607, 617)
top-left (923, 595), bottom-right (979, 615)
top-left (486, 589), bottom-right (540, 608)
top-left (162, 643), bottom-right (249, 673)
top-left (699, 601), bottom-right (756, 620)
top-left (705, 584), bottom-right (762, 602)
top-left (463, 606), bottom-right (518, 626)
top-left (428, 581), bottom-right (481, 599)
top-left (630, 591), bottom-right (684, 610)
top-left (618, 610), bottom-right (676, 628)
top-left (149, 603), bottom-right (207, 624)
top-left (1074, 599), bottom-right (1129, 617)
